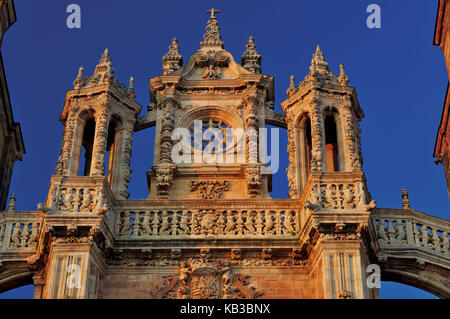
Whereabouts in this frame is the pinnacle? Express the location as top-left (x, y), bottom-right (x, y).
top-left (200, 8), bottom-right (224, 50)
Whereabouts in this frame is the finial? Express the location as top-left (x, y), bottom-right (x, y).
top-left (94, 48), bottom-right (114, 82)
top-left (127, 76), bottom-right (136, 99)
top-left (402, 189), bottom-right (411, 210)
top-left (338, 63), bottom-right (349, 86)
top-left (286, 75), bottom-right (298, 96)
top-left (129, 76), bottom-right (134, 89)
top-left (7, 194), bottom-right (16, 212)
top-left (200, 9), bottom-right (224, 50)
top-left (241, 36), bottom-right (261, 74)
top-left (162, 38), bottom-right (183, 75)
top-left (306, 45), bottom-right (330, 82)
top-left (73, 66), bottom-right (84, 88)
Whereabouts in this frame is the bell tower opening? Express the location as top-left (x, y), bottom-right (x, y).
top-left (324, 113), bottom-right (339, 172)
top-left (297, 114), bottom-right (312, 193)
top-left (78, 117), bottom-right (96, 176)
top-left (105, 117), bottom-right (120, 186)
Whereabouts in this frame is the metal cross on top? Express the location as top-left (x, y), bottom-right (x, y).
top-left (207, 8), bottom-right (220, 18)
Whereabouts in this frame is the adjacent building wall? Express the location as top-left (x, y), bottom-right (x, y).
top-left (0, 0), bottom-right (25, 210)
top-left (434, 0), bottom-right (450, 199)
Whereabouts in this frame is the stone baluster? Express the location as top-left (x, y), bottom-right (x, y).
top-left (275, 211), bottom-right (282, 236)
top-left (236, 211), bottom-right (244, 235)
top-left (310, 97), bottom-right (325, 172)
top-left (256, 211), bottom-right (263, 235)
top-left (171, 211), bottom-right (179, 236)
top-left (443, 231), bottom-right (449, 253)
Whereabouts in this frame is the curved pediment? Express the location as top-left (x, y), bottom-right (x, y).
top-left (171, 49), bottom-right (253, 82)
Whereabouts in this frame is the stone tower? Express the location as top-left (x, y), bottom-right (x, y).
top-left (0, 10), bottom-right (449, 299)
top-left (137, 8), bottom-right (283, 200)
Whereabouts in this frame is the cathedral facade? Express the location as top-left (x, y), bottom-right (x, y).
top-left (0, 10), bottom-right (449, 299)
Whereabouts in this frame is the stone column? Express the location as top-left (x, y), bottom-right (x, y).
top-left (112, 118), bottom-right (135, 200)
top-left (310, 98), bottom-right (325, 172)
top-left (341, 99), bottom-right (362, 172)
top-left (318, 240), bottom-right (377, 299)
top-left (90, 108), bottom-right (110, 176)
top-left (55, 111), bottom-right (78, 176)
top-left (43, 242), bottom-right (104, 299)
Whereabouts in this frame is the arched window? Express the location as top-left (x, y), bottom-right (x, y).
top-left (324, 113), bottom-right (340, 172)
top-left (296, 114), bottom-right (312, 194)
top-left (78, 118), bottom-right (96, 176)
top-left (105, 117), bottom-right (121, 185)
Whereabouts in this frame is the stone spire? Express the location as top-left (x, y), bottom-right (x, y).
top-left (286, 75), bottom-right (298, 96)
top-left (73, 67), bottom-right (84, 89)
top-left (200, 8), bottom-right (224, 51)
top-left (7, 193), bottom-right (15, 212)
top-left (94, 48), bottom-right (115, 83)
top-left (127, 76), bottom-right (136, 99)
top-left (305, 45), bottom-right (333, 83)
top-left (241, 36), bottom-right (262, 74)
top-left (338, 63), bottom-right (349, 86)
top-left (162, 38), bottom-right (183, 75)
top-left (402, 189), bottom-right (411, 209)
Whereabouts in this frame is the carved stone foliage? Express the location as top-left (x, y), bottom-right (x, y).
top-left (115, 209), bottom-right (299, 238)
top-left (190, 181), bottom-right (230, 199)
top-left (8, 222), bottom-right (40, 249)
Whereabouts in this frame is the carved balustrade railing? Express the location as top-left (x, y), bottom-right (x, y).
top-left (372, 208), bottom-right (450, 257)
top-left (0, 211), bottom-right (43, 253)
top-left (114, 201), bottom-right (301, 239)
top-left (302, 172), bottom-right (374, 211)
top-left (45, 176), bottom-right (113, 213)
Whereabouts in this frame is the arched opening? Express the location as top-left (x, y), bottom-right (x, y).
top-left (324, 113), bottom-right (339, 172)
top-left (296, 114), bottom-right (312, 195)
top-left (0, 284), bottom-right (35, 299)
top-left (105, 117), bottom-right (121, 186)
top-left (78, 118), bottom-right (96, 176)
top-left (380, 282), bottom-right (438, 299)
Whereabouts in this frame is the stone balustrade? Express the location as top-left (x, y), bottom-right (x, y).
top-left (115, 202), bottom-right (300, 239)
top-left (372, 208), bottom-right (450, 256)
top-left (45, 176), bottom-right (113, 213)
top-left (0, 211), bottom-right (43, 252)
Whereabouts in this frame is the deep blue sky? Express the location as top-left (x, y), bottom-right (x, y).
top-left (0, 0), bottom-right (447, 299)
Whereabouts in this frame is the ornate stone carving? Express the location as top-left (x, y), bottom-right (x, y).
top-left (194, 50), bottom-right (229, 80)
top-left (190, 181), bottom-right (230, 199)
top-left (241, 36), bottom-right (261, 74)
top-left (200, 9), bottom-right (224, 49)
top-left (177, 257), bottom-right (232, 299)
top-left (162, 38), bottom-right (183, 75)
